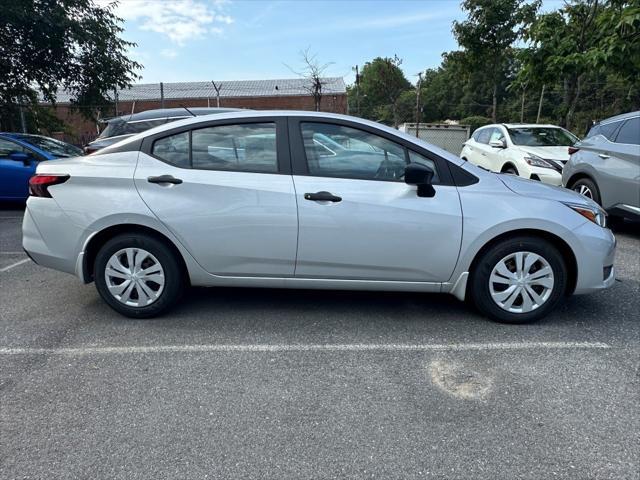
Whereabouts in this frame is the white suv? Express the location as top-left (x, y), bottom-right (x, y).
top-left (460, 124), bottom-right (579, 185)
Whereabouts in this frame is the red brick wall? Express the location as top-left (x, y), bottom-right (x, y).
top-left (49, 94), bottom-right (348, 146)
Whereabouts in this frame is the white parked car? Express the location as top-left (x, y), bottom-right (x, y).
top-left (460, 124), bottom-right (579, 185)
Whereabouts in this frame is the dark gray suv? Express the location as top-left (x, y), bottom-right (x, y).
top-left (84, 107), bottom-right (241, 154)
top-left (563, 111), bottom-right (640, 221)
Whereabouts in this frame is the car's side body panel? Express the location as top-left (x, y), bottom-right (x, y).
top-left (291, 176), bottom-right (463, 282)
top-left (23, 111), bottom-right (616, 311)
top-left (135, 152), bottom-right (299, 277)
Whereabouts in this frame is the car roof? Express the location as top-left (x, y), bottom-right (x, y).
top-left (103, 107), bottom-right (244, 123)
top-left (101, 110), bottom-right (467, 166)
top-left (501, 123), bottom-right (564, 129)
top-left (596, 110), bottom-right (639, 126)
top-left (123, 110), bottom-right (417, 139)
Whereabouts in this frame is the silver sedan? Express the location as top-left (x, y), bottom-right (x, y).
top-left (23, 111), bottom-right (615, 323)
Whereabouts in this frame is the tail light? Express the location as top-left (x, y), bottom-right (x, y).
top-left (568, 146), bottom-right (580, 155)
top-left (29, 174), bottom-right (70, 198)
top-left (84, 146), bottom-right (99, 154)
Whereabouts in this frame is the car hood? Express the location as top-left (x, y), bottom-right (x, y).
top-left (516, 145), bottom-right (570, 161)
top-left (498, 172), bottom-right (599, 208)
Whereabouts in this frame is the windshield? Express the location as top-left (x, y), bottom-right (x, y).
top-left (507, 127), bottom-right (579, 146)
top-left (15, 135), bottom-right (83, 158)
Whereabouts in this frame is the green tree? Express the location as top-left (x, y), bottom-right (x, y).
top-left (518, 0), bottom-right (639, 130)
top-left (0, 0), bottom-right (141, 131)
top-left (352, 56), bottom-right (412, 127)
top-left (453, 0), bottom-right (540, 122)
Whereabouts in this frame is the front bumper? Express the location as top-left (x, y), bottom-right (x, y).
top-left (530, 168), bottom-right (563, 186)
top-left (572, 220), bottom-right (616, 295)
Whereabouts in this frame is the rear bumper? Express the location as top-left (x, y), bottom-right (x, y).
top-left (22, 198), bottom-right (84, 277)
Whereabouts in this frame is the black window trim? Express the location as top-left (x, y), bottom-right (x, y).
top-left (287, 116), bottom-right (459, 186)
top-left (140, 116), bottom-right (291, 175)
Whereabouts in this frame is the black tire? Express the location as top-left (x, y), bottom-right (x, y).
top-left (570, 177), bottom-right (601, 205)
top-left (469, 236), bottom-right (567, 324)
top-left (502, 164), bottom-right (519, 175)
top-left (94, 233), bottom-right (184, 318)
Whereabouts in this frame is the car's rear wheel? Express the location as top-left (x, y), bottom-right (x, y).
top-left (94, 233), bottom-right (184, 318)
top-left (571, 177), bottom-right (601, 205)
top-left (470, 236), bottom-right (567, 324)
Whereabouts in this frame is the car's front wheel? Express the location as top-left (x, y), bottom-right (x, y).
top-left (571, 177), bottom-right (601, 205)
top-left (94, 233), bottom-right (184, 318)
top-left (470, 236), bottom-right (567, 324)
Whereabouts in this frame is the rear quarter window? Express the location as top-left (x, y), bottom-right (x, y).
top-left (588, 120), bottom-right (622, 141)
top-left (614, 117), bottom-right (640, 145)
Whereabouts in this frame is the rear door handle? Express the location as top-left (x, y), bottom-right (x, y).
top-left (148, 175), bottom-right (183, 185)
top-left (598, 154), bottom-right (610, 159)
top-left (304, 191), bottom-right (342, 202)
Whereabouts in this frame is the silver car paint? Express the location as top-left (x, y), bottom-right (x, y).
top-left (292, 175), bottom-right (462, 282)
top-left (135, 152), bottom-right (298, 277)
top-left (24, 111), bottom-right (615, 301)
top-left (562, 113), bottom-right (640, 216)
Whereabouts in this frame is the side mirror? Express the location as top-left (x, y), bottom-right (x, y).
top-left (489, 139), bottom-right (506, 148)
top-left (404, 163), bottom-right (436, 198)
top-left (8, 152), bottom-right (30, 164)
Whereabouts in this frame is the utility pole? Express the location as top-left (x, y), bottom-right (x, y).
top-left (160, 82), bottom-right (165, 109)
top-left (520, 87), bottom-right (526, 123)
top-left (114, 88), bottom-right (119, 116)
top-left (415, 71), bottom-right (423, 138)
top-left (536, 84), bottom-right (545, 124)
top-left (352, 65), bottom-right (360, 116)
top-left (18, 97), bottom-right (27, 133)
top-left (211, 81), bottom-right (222, 107)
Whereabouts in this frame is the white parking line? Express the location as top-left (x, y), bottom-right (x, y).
top-left (0, 258), bottom-right (30, 272)
top-left (0, 252), bottom-right (25, 255)
top-left (0, 341), bottom-right (610, 356)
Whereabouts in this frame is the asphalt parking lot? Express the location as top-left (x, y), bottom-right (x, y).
top-left (1, 205), bottom-right (638, 479)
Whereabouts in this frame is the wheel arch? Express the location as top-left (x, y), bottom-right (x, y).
top-left (466, 228), bottom-right (578, 298)
top-left (501, 162), bottom-right (519, 174)
top-left (82, 224), bottom-right (190, 284)
top-left (565, 171), bottom-right (596, 188)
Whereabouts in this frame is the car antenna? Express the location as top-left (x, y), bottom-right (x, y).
top-left (181, 105), bottom-right (196, 117)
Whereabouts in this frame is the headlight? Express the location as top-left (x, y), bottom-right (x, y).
top-left (524, 154), bottom-right (555, 169)
top-left (563, 202), bottom-right (607, 228)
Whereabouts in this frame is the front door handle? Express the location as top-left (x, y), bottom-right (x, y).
top-left (598, 153), bottom-right (610, 160)
top-left (148, 175), bottom-right (183, 185)
top-left (304, 191), bottom-right (342, 202)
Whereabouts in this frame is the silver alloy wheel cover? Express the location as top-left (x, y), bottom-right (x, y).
top-left (104, 248), bottom-right (165, 307)
top-left (489, 251), bottom-right (555, 314)
top-left (575, 184), bottom-right (593, 199)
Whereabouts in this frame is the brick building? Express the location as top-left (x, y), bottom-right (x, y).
top-left (48, 77), bottom-right (348, 145)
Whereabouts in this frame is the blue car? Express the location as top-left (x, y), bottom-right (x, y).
top-left (0, 133), bottom-right (83, 201)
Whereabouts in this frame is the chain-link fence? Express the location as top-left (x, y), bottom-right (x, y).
top-left (399, 124), bottom-right (470, 155)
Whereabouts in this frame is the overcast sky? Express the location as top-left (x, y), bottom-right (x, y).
top-left (103, 0), bottom-right (564, 85)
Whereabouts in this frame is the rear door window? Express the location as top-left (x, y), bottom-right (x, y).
top-left (191, 123), bottom-right (277, 173)
top-left (152, 132), bottom-right (189, 167)
top-left (589, 120), bottom-right (623, 141)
